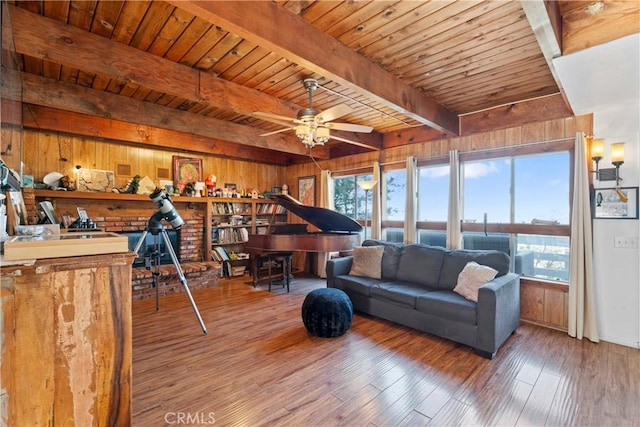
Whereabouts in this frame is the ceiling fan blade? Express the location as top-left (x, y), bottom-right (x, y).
top-left (315, 104), bottom-right (353, 123)
top-left (260, 127), bottom-right (293, 137)
top-left (324, 122), bottom-right (373, 133)
top-left (253, 111), bottom-right (296, 123)
top-left (330, 135), bottom-right (381, 150)
top-left (252, 115), bottom-right (297, 130)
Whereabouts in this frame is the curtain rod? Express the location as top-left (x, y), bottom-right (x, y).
top-left (331, 135), bottom-right (576, 174)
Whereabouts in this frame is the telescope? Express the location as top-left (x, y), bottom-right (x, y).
top-left (150, 188), bottom-right (184, 229)
top-left (133, 188), bottom-right (207, 335)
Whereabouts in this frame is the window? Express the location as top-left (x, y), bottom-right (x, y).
top-left (333, 176), bottom-right (356, 219)
top-left (462, 152), bottom-right (570, 225)
top-left (514, 153), bottom-right (570, 224)
top-left (333, 173), bottom-right (373, 239)
top-left (463, 159), bottom-right (510, 223)
top-left (460, 150), bottom-right (571, 281)
top-left (331, 144), bottom-right (572, 283)
top-left (418, 164), bottom-right (450, 222)
top-left (383, 169), bottom-right (406, 221)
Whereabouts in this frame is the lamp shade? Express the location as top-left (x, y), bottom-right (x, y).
top-left (591, 138), bottom-right (604, 159)
top-left (357, 180), bottom-right (377, 191)
top-left (611, 142), bottom-right (625, 164)
top-left (315, 126), bottom-right (330, 144)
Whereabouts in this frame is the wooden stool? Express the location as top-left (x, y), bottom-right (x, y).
top-left (267, 252), bottom-right (293, 292)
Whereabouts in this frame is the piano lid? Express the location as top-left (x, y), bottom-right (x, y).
top-left (269, 194), bottom-right (362, 233)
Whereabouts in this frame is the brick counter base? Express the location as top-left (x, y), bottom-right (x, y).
top-left (131, 261), bottom-right (222, 300)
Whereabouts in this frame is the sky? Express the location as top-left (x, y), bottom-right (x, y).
top-left (385, 152), bottom-right (571, 224)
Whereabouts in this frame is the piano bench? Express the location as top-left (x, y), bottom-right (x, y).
top-left (258, 252), bottom-right (293, 292)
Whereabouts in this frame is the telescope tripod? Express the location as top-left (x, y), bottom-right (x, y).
top-left (134, 212), bottom-right (207, 335)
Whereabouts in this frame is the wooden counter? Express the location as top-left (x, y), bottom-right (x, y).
top-left (1, 252), bottom-right (135, 426)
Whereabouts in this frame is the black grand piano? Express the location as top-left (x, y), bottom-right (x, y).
top-left (245, 194), bottom-right (362, 287)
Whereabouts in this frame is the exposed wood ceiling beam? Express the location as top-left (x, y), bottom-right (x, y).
top-left (23, 106), bottom-right (301, 165)
top-left (521, 0), bottom-right (573, 114)
top-left (6, 6), bottom-right (297, 118)
top-left (459, 93), bottom-right (572, 135)
top-left (3, 69), bottom-right (328, 159)
top-left (169, 1), bottom-right (460, 136)
top-left (5, 5), bottom-right (379, 154)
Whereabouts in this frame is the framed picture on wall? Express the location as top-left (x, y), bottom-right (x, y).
top-left (172, 156), bottom-right (202, 184)
top-left (298, 175), bottom-right (316, 206)
top-left (593, 187), bottom-right (639, 219)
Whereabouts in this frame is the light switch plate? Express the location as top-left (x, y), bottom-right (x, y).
top-left (614, 236), bottom-right (638, 248)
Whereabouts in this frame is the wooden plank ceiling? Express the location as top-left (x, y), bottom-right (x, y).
top-left (4, 0), bottom-right (638, 164)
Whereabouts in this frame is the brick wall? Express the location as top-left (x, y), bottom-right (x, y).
top-left (25, 188), bottom-right (221, 300)
top-left (96, 213), bottom-right (204, 263)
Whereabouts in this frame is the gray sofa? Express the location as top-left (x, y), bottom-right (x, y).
top-left (326, 240), bottom-right (520, 358)
top-left (387, 230), bottom-right (535, 276)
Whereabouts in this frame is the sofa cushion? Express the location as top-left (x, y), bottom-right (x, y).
top-left (363, 239), bottom-right (403, 280)
top-left (415, 291), bottom-right (477, 325)
top-left (349, 245), bottom-right (384, 279)
top-left (453, 261), bottom-right (498, 302)
top-left (438, 249), bottom-right (509, 290)
top-left (369, 282), bottom-right (435, 308)
top-left (334, 275), bottom-right (382, 297)
top-left (395, 244), bottom-right (446, 288)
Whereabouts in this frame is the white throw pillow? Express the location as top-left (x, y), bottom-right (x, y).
top-left (349, 246), bottom-right (384, 279)
top-left (453, 261), bottom-right (498, 302)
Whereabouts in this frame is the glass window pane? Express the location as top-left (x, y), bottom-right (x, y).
top-left (385, 227), bottom-right (403, 243)
top-left (333, 176), bottom-right (355, 219)
top-left (418, 165), bottom-right (449, 221)
top-left (334, 174), bottom-right (374, 221)
top-left (514, 152), bottom-right (570, 224)
top-left (463, 159), bottom-right (511, 223)
top-left (516, 234), bottom-right (570, 282)
top-left (384, 169), bottom-right (406, 220)
top-left (418, 230), bottom-right (447, 247)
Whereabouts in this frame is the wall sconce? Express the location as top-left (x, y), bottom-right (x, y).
top-left (591, 139), bottom-right (624, 186)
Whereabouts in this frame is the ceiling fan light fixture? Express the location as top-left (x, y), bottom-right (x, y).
top-left (295, 124), bottom-right (315, 148)
top-left (314, 126), bottom-right (330, 145)
top-left (255, 78), bottom-right (370, 149)
top-left (295, 124), bottom-right (309, 139)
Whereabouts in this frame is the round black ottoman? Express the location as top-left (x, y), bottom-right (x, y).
top-left (301, 288), bottom-right (353, 337)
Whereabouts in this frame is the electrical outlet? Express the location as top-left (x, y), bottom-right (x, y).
top-left (614, 236), bottom-right (638, 248)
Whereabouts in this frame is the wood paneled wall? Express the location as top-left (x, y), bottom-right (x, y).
top-left (22, 129), bottom-right (286, 193)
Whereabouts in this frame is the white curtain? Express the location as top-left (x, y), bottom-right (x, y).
top-left (568, 132), bottom-right (599, 341)
top-left (447, 150), bottom-right (462, 249)
top-left (316, 170), bottom-right (334, 278)
top-left (404, 156), bottom-right (417, 244)
top-left (371, 161), bottom-right (382, 240)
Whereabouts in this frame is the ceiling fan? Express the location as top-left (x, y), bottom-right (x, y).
top-left (253, 78), bottom-right (373, 148)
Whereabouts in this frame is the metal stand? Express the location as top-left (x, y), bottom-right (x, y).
top-left (134, 212), bottom-right (207, 335)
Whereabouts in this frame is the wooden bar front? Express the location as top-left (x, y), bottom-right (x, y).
top-left (0, 252), bottom-right (135, 426)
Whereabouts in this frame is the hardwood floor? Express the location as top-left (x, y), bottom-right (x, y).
top-left (132, 275), bottom-right (639, 427)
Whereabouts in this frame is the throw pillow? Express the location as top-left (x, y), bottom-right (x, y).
top-left (453, 261), bottom-right (498, 302)
top-left (349, 245), bottom-right (384, 279)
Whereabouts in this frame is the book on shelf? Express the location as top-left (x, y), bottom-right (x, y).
top-left (215, 227), bottom-right (249, 244)
top-left (256, 203), bottom-right (286, 215)
top-left (212, 246), bottom-right (230, 262)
